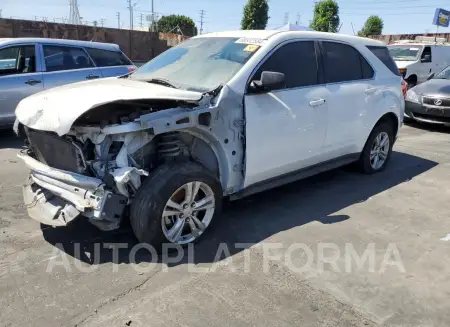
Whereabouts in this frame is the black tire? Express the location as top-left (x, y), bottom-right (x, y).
top-left (358, 122), bottom-right (394, 174)
top-left (406, 76), bottom-right (417, 89)
top-left (130, 161), bottom-right (222, 251)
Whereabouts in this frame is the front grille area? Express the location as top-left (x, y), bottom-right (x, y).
top-left (414, 113), bottom-right (450, 124)
top-left (422, 96), bottom-right (450, 107)
top-left (26, 129), bottom-right (85, 173)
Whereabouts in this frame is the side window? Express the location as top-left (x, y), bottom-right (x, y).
top-left (253, 41), bottom-right (319, 89)
top-left (367, 46), bottom-right (400, 76)
top-left (0, 45), bottom-right (36, 76)
top-left (322, 41), bottom-right (373, 83)
top-left (422, 46), bottom-right (432, 61)
top-left (43, 45), bottom-right (94, 72)
top-left (85, 48), bottom-right (133, 67)
top-left (361, 56), bottom-right (374, 79)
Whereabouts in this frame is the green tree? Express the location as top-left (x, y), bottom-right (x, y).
top-left (157, 15), bottom-right (197, 36)
top-left (241, 0), bottom-right (269, 30)
top-left (310, 0), bottom-right (340, 33)
top-left (357, 16), bottom-right (384, 37)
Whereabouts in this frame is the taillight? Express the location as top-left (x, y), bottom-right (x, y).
top-left (128, 65), bottom-right (136, 72)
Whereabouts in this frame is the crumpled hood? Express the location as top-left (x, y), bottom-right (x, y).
top-left (15, 77), bottom-right (203, 136)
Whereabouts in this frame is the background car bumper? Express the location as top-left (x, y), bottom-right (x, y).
top-left (405, 101), bottom-right (450, 126)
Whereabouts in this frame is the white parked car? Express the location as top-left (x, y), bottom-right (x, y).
top-left (15, 30), bottom-right (404, 249)
top-left (388, 40), bottom-right (450, 87)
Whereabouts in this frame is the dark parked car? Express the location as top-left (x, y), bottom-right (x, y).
top-left (405, 65), bottom-right (450, 126)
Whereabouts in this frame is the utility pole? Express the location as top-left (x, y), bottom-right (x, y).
top-left (127, 0), bottom-right (134, 30)
top-left (284, 12), bottom-right (289, 25)
top-left (150, 0), bottom-right (155, 32)
top-left (116, 12), bottom-right (121, 29)
top-left (69, 0), bottom-right (82, 25)
top-left (296, 13), bottom-right (301, 25)
top-left (0, 9), bottom-right (2, 19)
top-left (100, 18), bottom-right (105, 27)
top-left (140, 13), bottom-right (144, 27)
top-left (199, 10), bottom-right (205, 34)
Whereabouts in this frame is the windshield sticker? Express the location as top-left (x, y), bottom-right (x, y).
top-left (243, 44), bottom-right (260, 52)
top-left (235, 37), bottom-right (266, 45)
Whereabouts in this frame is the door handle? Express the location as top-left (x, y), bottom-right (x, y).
top-left (25, 79), bottom-right (41, 86)
top-left (86, 74), bottom-right (100, 80)
top-left (309, 99), bottom-right (326, 107)
top-left (365, 87), bottom-right (377, 94)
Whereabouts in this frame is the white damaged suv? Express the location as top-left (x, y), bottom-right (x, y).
top-left (15, 30), bottom-right (404, 249)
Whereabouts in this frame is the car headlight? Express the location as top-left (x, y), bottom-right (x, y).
top-left (406, 89), bottom-right (421, 103)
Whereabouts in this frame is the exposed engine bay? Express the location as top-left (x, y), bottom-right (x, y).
top-left (16, 83), bottom-right (245, 231)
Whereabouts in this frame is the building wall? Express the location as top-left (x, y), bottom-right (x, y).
top-left (370, 33), bottom-right (450, 44)
top-left (0, 18), bottom-right (186, 61)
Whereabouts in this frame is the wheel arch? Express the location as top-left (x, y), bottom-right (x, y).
top-left (172, 129), bottom-right (232, 192)
top-left (374, 112), bottom-right (400, 138)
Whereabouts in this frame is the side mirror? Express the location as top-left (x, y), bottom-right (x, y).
top-left (249, 71), bottom-right (286, 93)
top-left (427, 72), bottom-right (435, 80)
top-left (421, 54), bottom-right (431, 63)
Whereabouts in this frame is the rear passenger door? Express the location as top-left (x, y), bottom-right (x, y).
top-left (84, 47), bottom-right (134, 77)
top-left (40, 44), bottom-right (102, 89)
top-left (319, 41), bottom-right (376, 157)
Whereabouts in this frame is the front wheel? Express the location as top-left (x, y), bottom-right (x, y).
top-left (358, 122), bottom-right (394, 174)
top-left (130, 161), bottom-right (222, 250)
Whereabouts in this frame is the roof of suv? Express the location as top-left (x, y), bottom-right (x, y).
top-left (0, 37), bottom-right (121, 51)
top-left (197, 30), bottom-right (385, 47)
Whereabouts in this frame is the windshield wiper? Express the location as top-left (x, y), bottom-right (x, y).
top-left (147, 78), bottom-right (179, 89)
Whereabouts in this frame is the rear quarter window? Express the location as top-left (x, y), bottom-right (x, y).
top-left (367, 46), bottom-right (401, 76)
top-left (321, 41), bottom-right (374, 83)
top-left (85, 48), bottom-right (133, 67)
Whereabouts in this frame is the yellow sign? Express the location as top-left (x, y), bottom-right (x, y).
top-left (243, 44), bottom-right (260, 53)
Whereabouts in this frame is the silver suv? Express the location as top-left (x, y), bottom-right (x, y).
top-left (0, 38), bottom-right (135, 128)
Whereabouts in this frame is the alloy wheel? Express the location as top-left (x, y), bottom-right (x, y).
top-left (370, 131), bottom-right (390, 170)
top-left (161, 181), bottom-right (215, 244)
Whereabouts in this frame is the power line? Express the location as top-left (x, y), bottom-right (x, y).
top-left (340, 4), bottom-right (447, 10)
top-left (340, 12), bottom-right (430, 15)
top-left (199, 9), bottom-right (205, 34)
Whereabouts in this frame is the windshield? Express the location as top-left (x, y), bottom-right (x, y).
top-left (130, 37), bottom-right (262, 92)
top-left (388, 45), bottom-right (423, 61)
top-left (434, 65), bottom-right (450, 80)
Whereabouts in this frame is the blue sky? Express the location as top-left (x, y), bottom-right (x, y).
top-left (1, 0), bottom-right (450, 36)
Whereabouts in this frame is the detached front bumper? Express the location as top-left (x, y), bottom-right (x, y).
top-left (18, 152), bottom-right (127, 231)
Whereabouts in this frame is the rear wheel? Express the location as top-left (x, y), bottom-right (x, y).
top-left (358, 122), bottom-right (394, 174)
top-left (130, 161), bottom-right (222, 250)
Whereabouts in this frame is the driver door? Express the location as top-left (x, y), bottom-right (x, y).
top-left (243, 40), bottom-right (328, 187)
